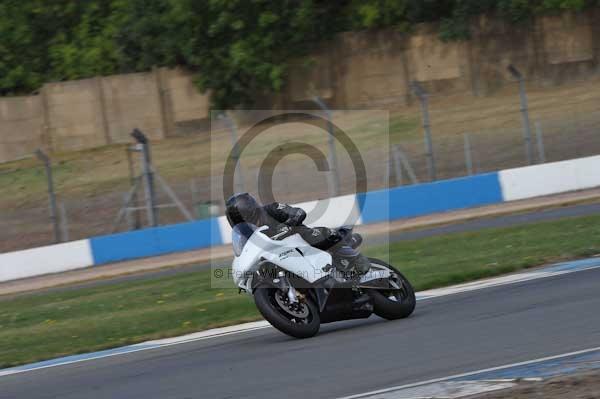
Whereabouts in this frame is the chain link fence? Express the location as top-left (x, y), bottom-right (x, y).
top-left (3, 73), bottom-right (600, 253)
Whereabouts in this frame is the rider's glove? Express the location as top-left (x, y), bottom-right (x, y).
top-left (326, 228), bottom-right (342, 244)
top-left (284, 209), bottom-right (306, 226)
top-left (275, 224), bottom-right (292, 235)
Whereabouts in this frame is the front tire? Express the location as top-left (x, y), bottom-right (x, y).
top-left (366, 258), bottom-right (416, 320)
top-left (254, 287), bottom-right (320, 338)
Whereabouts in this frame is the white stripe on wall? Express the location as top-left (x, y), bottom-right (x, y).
top-left (499, 155), bottom-right (600, 201)
top-left (218, 216), bottom-right (233, 244)
top-left (293, 194), bottom-right (361, 228)
top-left (0, 240), bottom-right (94, 282)
top-left (218, 194), bottom-right (362, 245)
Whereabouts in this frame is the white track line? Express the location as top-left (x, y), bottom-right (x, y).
top-left (0, 321), bottom-right (270, 377)
top-left (337, 346), bottom-right (600, 399)
top-left (1, 259), bottom-right (599, 377)
top-left (416, 268), bottom-right (595, 299)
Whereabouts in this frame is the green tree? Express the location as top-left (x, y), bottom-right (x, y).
top-left (167, 0), bottom-right (337, 108)
top-left (1, 0), bottom-right (599, 104)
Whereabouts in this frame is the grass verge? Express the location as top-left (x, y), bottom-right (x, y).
top-left (2, 213), bottom-right (600, 368)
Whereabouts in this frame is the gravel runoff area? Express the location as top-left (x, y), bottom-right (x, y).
top-left (471, 371), bottom-right (600, 399)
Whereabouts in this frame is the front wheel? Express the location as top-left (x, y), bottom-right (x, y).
top-left (254, 287), bottom-right (320, 338)
top-left (366, 258), bottom-right (416, 320)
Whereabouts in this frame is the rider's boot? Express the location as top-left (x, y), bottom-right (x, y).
top-left (352, 290), bottom-right (373, 312)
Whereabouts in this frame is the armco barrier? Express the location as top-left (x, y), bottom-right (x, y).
top-left (357, 172), bottom-right (503, 224)
top-left (2, 154), bottom-right (600, 281)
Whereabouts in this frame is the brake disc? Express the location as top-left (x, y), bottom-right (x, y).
top-left (275, 291), bottom-right (309, 318)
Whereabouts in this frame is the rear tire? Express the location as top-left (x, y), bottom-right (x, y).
top-left (366, 258), bottom-right (416, 320)
top-left (254, 286), bottom-right (320, 338)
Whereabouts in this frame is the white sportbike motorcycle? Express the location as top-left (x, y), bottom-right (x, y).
top-left (231, 223), bottom-right (416, 338)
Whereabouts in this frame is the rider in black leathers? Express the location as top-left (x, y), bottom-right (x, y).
top-left (225, 193), bottom-right (369, 275)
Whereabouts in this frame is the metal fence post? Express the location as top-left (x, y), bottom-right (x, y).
top-left (410, 81), bottom-right (436, 181)
top-left (152, 168), bottom-right (194, 221)
top-left (313, 96), bottom-right (341, 197)
top-left (131, 129), bottom-right (158, 227)
top-left (123, 193), bottom-right (134, 230)
top-left (34, 149), bottom-right (60, 243)
top-left (384, 156), bottom-right (391, 187)
top-left (112, 176), bottom-right (143, 233)
top-left (126, 146), bottom-right (142, 229)
top-left (507, 65), bottom-right (534, 165)
top-left (190, 178), bottom-right (199, 219)
top-left (463, 133), bottom-right (474, 176)
top-left (391, 146), bottom-right (403, 186)
top-left (535, 121), bottom-right (546, 164)
top-left (59, 201), bottom-right (69, 242)
top-left (394, 145), bottom-right (419, 185)
top-left (219, 112), bottom-right (245, 194)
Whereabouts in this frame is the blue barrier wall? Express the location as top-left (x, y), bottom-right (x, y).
top-left (90, 218), bottom-right (222, 265)
top-left (357, 172), bottom-right (503, 224)
top-left (6, 156), bottom-right (600, 282)
top-left (90, 173), bottom-right (503, 264)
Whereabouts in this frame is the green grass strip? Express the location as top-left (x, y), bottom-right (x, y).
top-left (2, 213), bottom-right (600, 368)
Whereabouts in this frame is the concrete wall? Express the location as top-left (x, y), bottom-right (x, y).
top-left (161, 68), bottom-right (210, 124)
top-left (1, 9), bottom-right (599, 161)
top-left (43, 78), bottom-right (108, 152)
top-left (468, 16), bottom-right (538, 94)
top-left (0, 96), bottom-right (44, 162)
top-left (335, 31), bottom-right (412, 107)
top-left (289, 10), bottom-right (600, 106)
top-left (102, 72), bottom-right (165, 142)
top-left (0, 68), bottom-right (211, 161)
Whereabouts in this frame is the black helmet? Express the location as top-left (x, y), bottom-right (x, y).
top-left (225, 193), bottom-right (260, 227)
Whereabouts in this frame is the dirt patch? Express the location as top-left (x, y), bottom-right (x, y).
top-left (470, 371), bottom-right (600, 399)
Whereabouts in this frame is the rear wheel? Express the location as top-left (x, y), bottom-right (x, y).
top-left (254, 286), bottom-right (320, 338)
top-left (366, 258), bottom-right (416, 320)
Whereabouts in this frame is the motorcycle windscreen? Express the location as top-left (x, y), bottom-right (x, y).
top-left (232, 223), bottom-right (259, 256)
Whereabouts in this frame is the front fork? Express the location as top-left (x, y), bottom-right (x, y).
top-left (273, 271), bottom-right (300, 303)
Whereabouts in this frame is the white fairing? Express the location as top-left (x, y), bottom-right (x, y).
top-left (359, 264), bottom-right (391, 283)
top-left (232, 229), bottom-right (332, 290)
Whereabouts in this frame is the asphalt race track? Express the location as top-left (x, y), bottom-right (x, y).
top-left (2, 266), bottom-right (600, 398)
